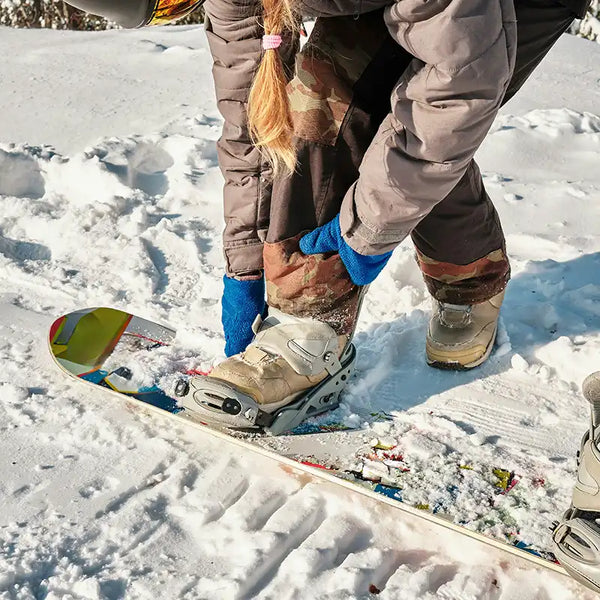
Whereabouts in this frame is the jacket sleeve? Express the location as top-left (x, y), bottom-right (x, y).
top-left (339, 0), bottom-right (518, 255)
top-left (204, 0), bottom-right (298, 277)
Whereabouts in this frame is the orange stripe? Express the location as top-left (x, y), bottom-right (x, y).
top-left (78, 365), bottom-right (101, 378)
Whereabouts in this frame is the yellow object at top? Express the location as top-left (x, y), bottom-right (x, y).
top-left (147, 0), bottom-right (203, 25)
top-left (51, 308), bottom-right (131, 370)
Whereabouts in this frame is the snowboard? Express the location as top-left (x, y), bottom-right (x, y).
top-left (49, 307), bottom-right (567, 575)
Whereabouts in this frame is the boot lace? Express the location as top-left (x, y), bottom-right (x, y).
top-left (437, 302), bottom-right (472, 329)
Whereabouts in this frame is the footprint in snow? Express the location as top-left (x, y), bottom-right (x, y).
top-left (0, 148), bottom-right (45, 199)
top-left (0, 233), bottom-right (51, 262)
top-left (88, 139), bottom-right (175, 196)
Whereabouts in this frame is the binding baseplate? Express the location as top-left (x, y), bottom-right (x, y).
top-left (174, 308), bottom-right (356, 435)
top-left (174, 343), bottom-right (355, 435)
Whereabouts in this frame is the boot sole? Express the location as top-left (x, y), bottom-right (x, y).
top-left (426, 326), bottom-right (498, 371)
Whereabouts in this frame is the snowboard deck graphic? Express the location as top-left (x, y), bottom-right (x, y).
top-left (49, 307), bottom-right (568, 576)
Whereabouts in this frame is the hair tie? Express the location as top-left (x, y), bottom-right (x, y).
top-left (262, 34), bottom-right (282, 51)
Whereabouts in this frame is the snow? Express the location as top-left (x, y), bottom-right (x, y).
top-left (0, 24), bottom-right (599, 599)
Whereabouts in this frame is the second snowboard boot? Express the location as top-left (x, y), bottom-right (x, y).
top-left (426, 290), bottom-right (505, 370)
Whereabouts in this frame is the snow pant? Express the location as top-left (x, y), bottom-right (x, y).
top-left (263, 0), bottom-right (575, 335)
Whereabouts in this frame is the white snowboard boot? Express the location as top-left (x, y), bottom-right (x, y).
top-left (426, 291), bottom-right (504, 370)
top-left (553, 372), bottom-right (600, 593)
top-left (175, 308), bottom-right (355, 434)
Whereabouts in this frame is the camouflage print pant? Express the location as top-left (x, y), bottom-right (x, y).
top-left (264, 3), bottom-right (574, 333)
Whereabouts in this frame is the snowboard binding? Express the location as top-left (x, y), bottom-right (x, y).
top-left (174, 309), bottom-right (356, 435)
top-left (552, 372), bottom-right (600, 593)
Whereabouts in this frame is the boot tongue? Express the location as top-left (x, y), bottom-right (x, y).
top-left (438, 303), bottom-right (472, 329)
top-left (242, 346), bottom-right (272, 364)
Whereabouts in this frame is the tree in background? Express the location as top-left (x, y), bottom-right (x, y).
top-left (0, 0), bottom-right (101, 28)
top-left (572, 0), bottom-right (600, 41)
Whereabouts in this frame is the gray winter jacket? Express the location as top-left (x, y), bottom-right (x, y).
top-left (204, 0), bottom-right (584, 276)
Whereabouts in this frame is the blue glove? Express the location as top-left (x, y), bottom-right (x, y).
top-left (299, 215), bottom-right (392, 286)
top-left (221, 275), bottom-right (266, 357)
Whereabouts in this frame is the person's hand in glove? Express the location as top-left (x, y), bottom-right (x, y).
top-left (221, 274), bottom-right (266, 357)
top-left (299, 215), bottom-right (393, 286)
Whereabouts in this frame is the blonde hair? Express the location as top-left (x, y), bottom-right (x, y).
top-left (247, 0), bottom-right (297, 177)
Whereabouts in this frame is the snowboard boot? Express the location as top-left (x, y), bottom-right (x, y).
top-left (425, 290), bottom-right (505, 370)
top-left (176, 308), bottom-right (356, 435)
top-left (552, 372), bottom-right (600, 594)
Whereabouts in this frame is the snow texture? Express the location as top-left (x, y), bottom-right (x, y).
top-left (0, 25), bottom-right (599, 599)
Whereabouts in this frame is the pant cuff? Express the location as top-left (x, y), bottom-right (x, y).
top-left (263, 234), bottom-right (362, 335)
top-left (416, 248), bottom-right (511, 305)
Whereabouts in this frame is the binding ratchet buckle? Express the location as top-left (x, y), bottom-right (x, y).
top-left (553, 515), bottom-right (600, 593)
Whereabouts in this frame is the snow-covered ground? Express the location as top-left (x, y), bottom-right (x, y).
top-left (0, 24), bottom-right (599, 599)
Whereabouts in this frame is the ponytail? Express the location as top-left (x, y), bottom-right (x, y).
top-left (248, 0), bottom-right (297, 177)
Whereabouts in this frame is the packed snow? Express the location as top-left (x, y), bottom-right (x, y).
top-left (1, 23), bottom-right (599, 599)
